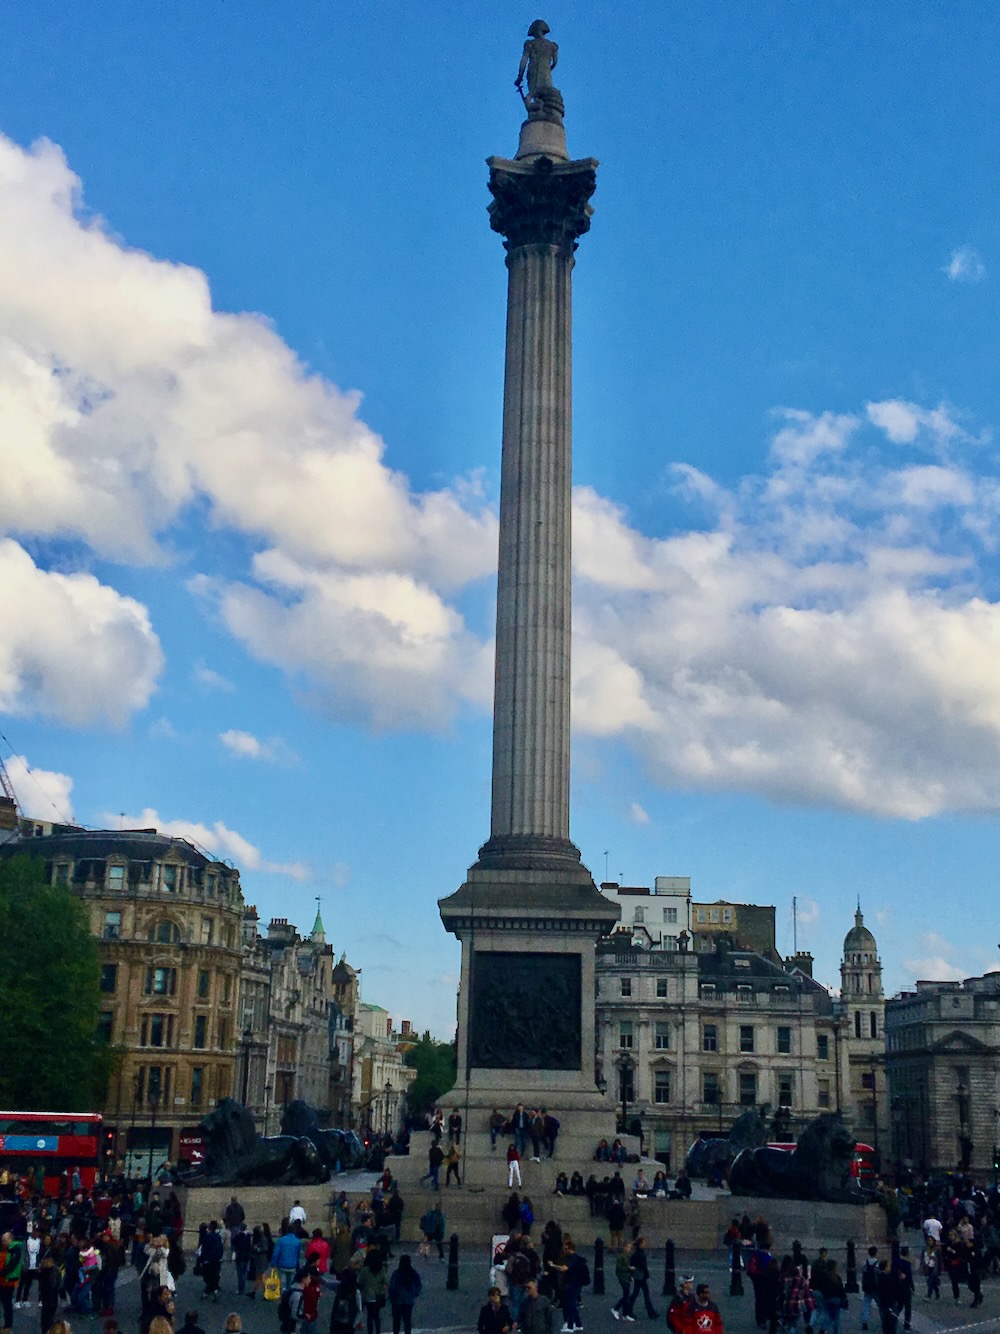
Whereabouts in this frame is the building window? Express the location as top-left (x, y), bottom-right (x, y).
top-left (739, 1072), bottom-right (757, 1107)
top-left (703, 1023), bottom-right (718, 1052)
top-left (703, 1073), bottom-right (719, 1105)
top-left (620, 977), bottom-right (632, 997)
top-left (100, 964), bottom-right (118, 994)
top-left (861, 1071), bottom-right (875, 1090)
top-left (696, 908), bottom-right (707, 923)
top-left (107, 864), bottom-right (125, 890)
top-left (818, 1079), bottom-right (831, 1109)
top-left (619, 1021), bottom-right (633, 1050)
top-left (145, 966), bottom-right (177, 996)
top-left (103, 911), bottom-right (121, 940)
top-left (665, 907), bottom-right (677, 924)
top-left (653, 1129), bottom-right (672, 1169)
top-left (656, 978), bottom-right (668, 998)
top-left (206, 872), bottom-right (216, 895)
top-left (191, 1067), bottom-right (204, 1106)
top-left (722, 908), bottom-right (733, 923)
top-left (147, 1065), bottom-right (163, 1101)
top-left (161, 864), bottom-right (177, 892)
top-left (655, 1022), bottom-right (671, 1050)
top-left (709, 908), bottom-right (719, 923)
top-left (151, 921), bottom-right (180, 944)
top-left (737, 985), bottom-right (754, 1004)
top-left (54, 863), bottom-right (70, 886)
top-left (854, 1011), bottom-right (862, 1039)
top-left (97, 1012), bottom-right (114, 1044)
top-left (869, 1012), bottom-right (878, 1039)
top-left (150, 1015), bottom-right (166, 1048)
top-left (633, 907), bottom-right (645, 924)
top-left (194, 1015), bottom-right (208, 1049)
top-left (197, 969), bottom-right (210, 999)
top-left (218, 1019), bottom-right (229, 1049)
top-left (222, 974), bottom-right (232, 1003)
top-left (817, 1034), bottom-right (829, 1061)
top-left (777, 1026), bottom-right (792, 1055)
top-left (739, 1025), bottom-right (755, 1053)
top-left (654, 1071), bottom-right (671, 1104)
top-left (200, 916), bottom-right (214, 945)
top-left (777, 1074), bottom-right (793, 1107)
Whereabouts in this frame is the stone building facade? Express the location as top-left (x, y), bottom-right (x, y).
top-left (1, 818), bottom-right (356, 1162)
top-left (595, 927), bottom-right (838, 1170)
top-left (595, 880), bottom-right (890, 1170)
top-left (352, 1003), bottom-right (415, 1138)
top-left (1, 821), bottom-right (245, 1171)
top-left (886, 971), bottom-right (1000, 1176)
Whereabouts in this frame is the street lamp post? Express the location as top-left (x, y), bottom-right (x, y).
top-left (146, 1088), bottom-right (161, 1190)
top-left (869, 1058), bottom-right (881, 1172)
top-left (384, 1082), bottom-right (394, 1138)
top-left (617, 1049), bottom-right (636, 1137)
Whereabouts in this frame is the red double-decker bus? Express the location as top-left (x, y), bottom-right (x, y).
top-left (0, 1111), bottom-right (103, 1195)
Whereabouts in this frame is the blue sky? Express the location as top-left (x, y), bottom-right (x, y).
top-left (3, 2), bottom-right (1000, 1036)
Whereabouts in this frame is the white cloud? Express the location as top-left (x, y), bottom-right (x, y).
top-left (943, 245), bottom-right (986, 284)
top-left (149, 717), bottom-right (179, 741)
top-left (0, 539), bottom-right (162, 726)
top-left (108, 805), bottom-right (310, 880)
top-left (193, 662), bottom-right (235, 693)
top-left (0, 131), bottom-right (496, 729)
top-left (219, 728), bottom-right (296, 764)
top-left (629, 802), bottom-right (650, 825)
top-left (902, 955), bottom-right (966, 983)
top-left (3, 753), bottom-right (74, 823)
top-left (866, 399), bottom-right (968, 446)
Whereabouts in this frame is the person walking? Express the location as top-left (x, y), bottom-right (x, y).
top-left (444, 1143), bottom-right (461, 1189)
top-left (479, 1287), bottom-right (514, 1334)
top-left (387, 1256), bottom-right (422, 1334)
top-left (329, 1269), bottom-right (359, 1334)
top-left (821, 1261), bottom-right (848, 1334)
top-left (271, 1227), bottom-right (304, 1295)
top-left (611, 1244), bottom-right (635, 1321)
top-left (489, 1111), bottom-right (506, 1151)
top-left (518, 1279), bottom-right (554, 1334)
top-left (358, 1251), bottom-right (387, 1334)
top-left (551, 1240), bottom-right (589, 1334)
top-left (507, 1145), bottom-right (522, 1189)
top-left (420, 1143), bottom-right (443, 1192)
top-left (198, 1222), bottom-right (224, 1302)
top-left (920, 1238), bottom-right (940, 1301)
top-left (623, 1238), bottom-right (657, 1320)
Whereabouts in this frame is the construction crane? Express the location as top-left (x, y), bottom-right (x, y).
top-left (0, 754), bottom-right (19, 833)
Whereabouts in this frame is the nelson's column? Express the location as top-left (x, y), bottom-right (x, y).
top-left (439, 21), bottom-right (620, 1154)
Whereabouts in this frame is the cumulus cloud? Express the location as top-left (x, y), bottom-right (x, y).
top-left (943, 245), bottom-right (986, 283)
top-left (571, 406), bottom-right (1000, 819)
top-left (0, 539), bottom-right (162, 726)
top-left (193, 662), bottom-right (234, 693)
top-left (109, 805), bottom-right (310, 880)
top-left (0, 131), bottom-right (496, 729)
top-left (3, 754), bottom-right (74, 823)
top-left (629, 802), bottom-right (650, 825)
top-left (219, 728), bottom-right (296, 764)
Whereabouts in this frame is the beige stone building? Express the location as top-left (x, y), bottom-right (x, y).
top-left (886, 971), bottom-right (1000, 1176)
top-left (1, 820), bottom-right (244, 1170)
top-left (352, 1002), bottom-right (415, 1137)
top-left (595, 880), bottom-right (890, 1170)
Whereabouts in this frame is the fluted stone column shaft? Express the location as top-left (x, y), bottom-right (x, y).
top-left (490, 240), bottom-right (574, 845)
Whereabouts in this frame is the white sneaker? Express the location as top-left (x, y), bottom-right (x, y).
top-left (624, 1316), bottom-right (636, 1322)
top-left (611, 1311), bottom-right (621, 1321)
top-left (561, 1325), bottom-right (572, 1332)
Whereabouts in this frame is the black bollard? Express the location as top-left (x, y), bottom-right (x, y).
top-left (594, 1236), bottom-right (606, 1296)
top-left (846, 1240), bottom-right (858, 1294)
top-left (446, 1232), bottom-right (459, 1290)
top-left (662, 1238), bottom-right (676, 1297)
top-left (730, 1244), bottom-right (744, 1297)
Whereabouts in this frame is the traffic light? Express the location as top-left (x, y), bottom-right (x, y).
top-left (104, 1129), bottom-right (115, 1160)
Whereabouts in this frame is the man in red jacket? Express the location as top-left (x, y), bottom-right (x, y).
top-left (667, 1277), bottom-right (694, 1334)
top-left (688, 1284), bottom-right (724, 1334)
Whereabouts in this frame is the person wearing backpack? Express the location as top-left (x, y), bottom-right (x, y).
top-left (278, 1276), bottom-right (304, 1334)
top-left (387, 1255), bottom-right (422, 1334)
top-left (860, 1248), bottom-right (880, 1331)
top-left (552, 1239), bottom-right (589, 1334)
top-left (358, 1250), bottom-right (387, 1334)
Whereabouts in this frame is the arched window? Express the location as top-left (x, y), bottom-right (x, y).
top-left (869, 1011), bottom-right (877, 1039)
top-left (854, 1011), bottom-right (862, 1039)
top-left (149, 920), bottom-right (181, 944)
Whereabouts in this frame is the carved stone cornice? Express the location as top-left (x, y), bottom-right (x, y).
top-left (487, 153), bottom-right (597, 255)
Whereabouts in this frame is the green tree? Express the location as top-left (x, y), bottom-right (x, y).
top-left (404, 1033), bottom-right (457, 1114)
top-left (0, 854), bottom-right (114, 1109)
